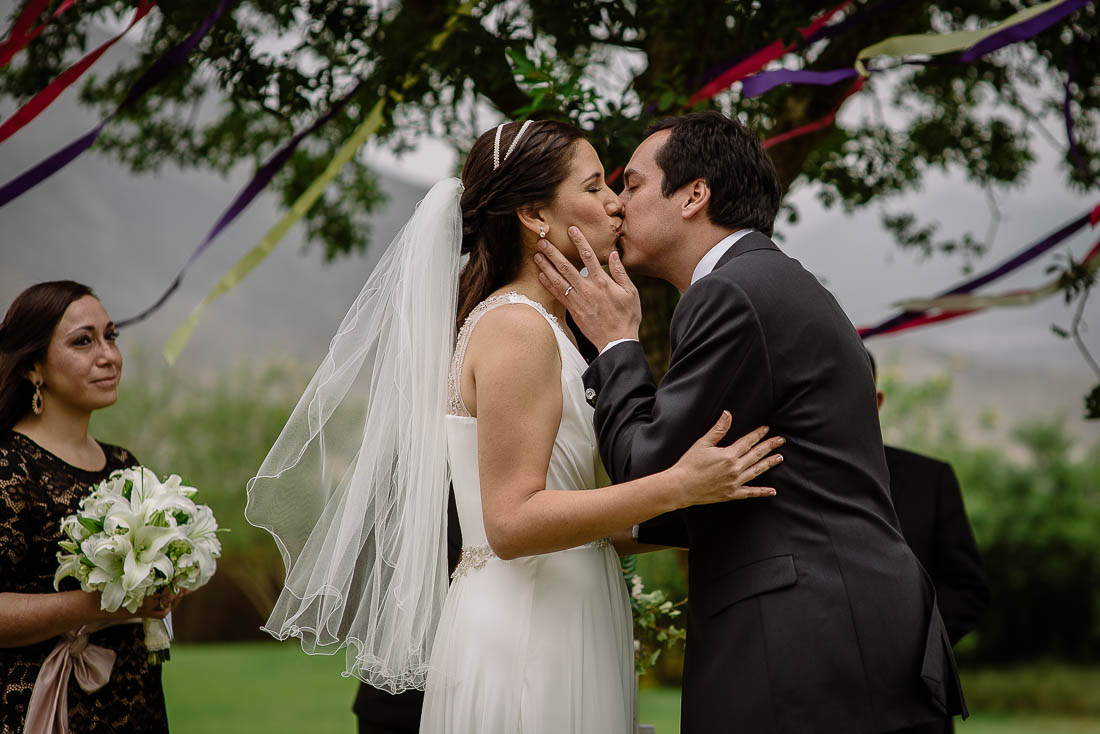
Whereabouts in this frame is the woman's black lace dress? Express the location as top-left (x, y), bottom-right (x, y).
top-left (0, 431), bottom-right (168, 733)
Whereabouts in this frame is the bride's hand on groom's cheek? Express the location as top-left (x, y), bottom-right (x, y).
top-left (534, 226), bottom-right (641, 352)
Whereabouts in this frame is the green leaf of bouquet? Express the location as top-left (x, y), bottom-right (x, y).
top-left (123, 480), bottom-right (133, 500)
top-left (173, 511), bottom-right (190, 525)
top-left (78, 516), bottom-right (104, 534)
top-left (79, 556), bottom-right (96, 568)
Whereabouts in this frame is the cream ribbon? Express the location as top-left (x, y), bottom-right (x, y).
top-left (22, 619), bottom-right (138, 734)
top-left (854, 0), bottom-right (1065, 75)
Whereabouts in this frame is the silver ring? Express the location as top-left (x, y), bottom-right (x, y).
top-left (563, 286), bottom-right (574, 297)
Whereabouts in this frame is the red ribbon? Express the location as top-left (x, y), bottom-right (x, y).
top-left (687, 2), bottom-right (851, 106)
top-left (0, 1), bottom-right (154, 144)
top-left (0, 0), bottom-right (79, 68)
top-left (762, 77), bottom-right (864, 149)
top-left (1091, 203), bottom-right (1100, 228)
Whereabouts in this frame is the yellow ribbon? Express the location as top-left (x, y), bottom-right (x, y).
top-left (163, 98), bottom-right (384, 363)
top-left (854, 0), bottom-right (1064, 75)
top-left (164, 0), bottom-right (478, 364)
top-left (891, 248), bottom-right (1100, 312)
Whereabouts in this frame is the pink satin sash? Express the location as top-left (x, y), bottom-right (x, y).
top-left (22, 619), bottom-right (138, 734)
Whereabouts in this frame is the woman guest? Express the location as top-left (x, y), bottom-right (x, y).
top-left (0, 281), bottom-right (178, 734)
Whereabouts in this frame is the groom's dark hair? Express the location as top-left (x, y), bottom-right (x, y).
top-left (644, 111), bottom-right (781, 237)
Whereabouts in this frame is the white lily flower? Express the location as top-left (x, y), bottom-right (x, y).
top-left (53, 553), bottom-right (83, 590)
top-left (162, 473), bottom-right (198, 498)
top-left (121, 524), bottom-right (185, 591)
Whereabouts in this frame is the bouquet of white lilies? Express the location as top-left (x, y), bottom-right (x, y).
top-left (54, 466), bottom-right (222, 663)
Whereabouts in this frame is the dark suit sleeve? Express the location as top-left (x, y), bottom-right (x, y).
top-left (583, 278), bottom-right (771, 546)
top-left (931, 462), bottom-right (989, 645)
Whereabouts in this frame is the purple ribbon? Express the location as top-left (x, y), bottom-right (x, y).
top-left (0, 0), bottom-right (232, 209)
top-left (861, 207), bottom-right (1096, 339)
top-left (116, 81), bottom-right (363, 328)
top-left (742, 0), bottom-right (1093, 99)
top-left (958, 0), bottom-right (1093, 62)
top-left (742, 67), bottom-right (858, 98)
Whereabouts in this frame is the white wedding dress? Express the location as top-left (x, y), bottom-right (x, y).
top-left (420, 291), bottom-right (634, 733)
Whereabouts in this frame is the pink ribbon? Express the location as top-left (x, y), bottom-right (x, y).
top-left (22, 619), bottom-right (137, 734)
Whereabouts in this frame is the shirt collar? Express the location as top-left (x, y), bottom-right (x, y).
top-left (689, 229), bottom-right (754, 287)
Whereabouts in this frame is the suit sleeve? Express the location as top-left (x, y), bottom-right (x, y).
top-left (582, 278), bottom-right (772, 546)
top-left (931, 462), bottom-right (990, 644)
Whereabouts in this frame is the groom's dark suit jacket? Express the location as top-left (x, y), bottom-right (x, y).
top-left (584, 232), bottom-right (967, 734)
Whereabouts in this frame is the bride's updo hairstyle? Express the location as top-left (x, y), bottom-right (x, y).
top-left (457, 119), bottom-right (584, 329)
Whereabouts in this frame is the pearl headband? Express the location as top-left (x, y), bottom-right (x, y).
top-left (492, 120), bottom-right (534, 170)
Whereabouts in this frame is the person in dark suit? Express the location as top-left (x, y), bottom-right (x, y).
top-left (869, 352), bottom-right (990, 734)
top-left (352, 491), bottom-right (462, 734)
top-left (534, 111), bottom-right (967, 733)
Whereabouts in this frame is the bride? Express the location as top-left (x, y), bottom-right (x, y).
top-left (246, 119), bottom-right (784, 733)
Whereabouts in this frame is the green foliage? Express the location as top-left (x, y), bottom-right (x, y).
top-left (961, 663), bottom-right (1100, 716)
top-left (1, 0), bottom-right (1095, 263)
top-left (621, 554), bottom-right (686, 675)
top-left (879, 370), bottom-right (1100, 663)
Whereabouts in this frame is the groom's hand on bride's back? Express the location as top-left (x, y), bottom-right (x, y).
top-left (669, 412), bottom-right (784, 507)
top-left (534, 226), bottom-right (641, 352)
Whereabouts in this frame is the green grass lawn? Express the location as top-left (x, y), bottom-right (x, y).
top-left (163, 643), bottom-right (1100, 733)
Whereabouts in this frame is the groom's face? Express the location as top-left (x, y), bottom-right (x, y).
top-left (618, 131), bottom-right (679, 277)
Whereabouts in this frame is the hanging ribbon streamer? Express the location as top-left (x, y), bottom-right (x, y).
top-left (860, 240), bottom-right (1100, 337)
top-left (0, 1), bottom-right (155, 144)
top-left (742, 0), bottom-right (1092, 97)
top-left (158, 0), bottom-right (480, 359)
top-left (855, 0), bottom-right (1085, 75)
top-left (0, 0), bottom-right (77, 68)
top-left (687, 2), bottom-right (851, 106)
top-left (762, 77), bottom-right (864, 149)
top-left (0, 0), bottom-right (230, 209)
top-left (860, 204), bottom-right (1099, 338)
top-left (895, 239), bottom-right (1100, 311)
top-left (163, 99), bottom-right (385, 363)
top-left (743, 67), bottom-right (859, 98)
top-left (117, 81), bottom-right (363, 329)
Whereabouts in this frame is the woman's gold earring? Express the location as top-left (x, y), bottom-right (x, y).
top-left (31, 382), bottom-right (43, 415)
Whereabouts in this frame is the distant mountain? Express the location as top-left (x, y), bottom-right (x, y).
top-left (0, 57), bottom-right (428, 372)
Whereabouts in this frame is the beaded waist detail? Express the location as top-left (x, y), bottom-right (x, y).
top-left (451, 538), bottom-right (612, 580)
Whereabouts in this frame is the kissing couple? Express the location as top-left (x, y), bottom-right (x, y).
top-left (248, 111), bottom-right (966, 734)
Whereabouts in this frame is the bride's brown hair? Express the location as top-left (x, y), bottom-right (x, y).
top-left (457, 120), bottom-right (584, 330)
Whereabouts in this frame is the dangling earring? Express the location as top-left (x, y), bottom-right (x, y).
top-left (31, 381), bottom-right (43, 416)
top-left (539, 226), bottom-right (546, 239)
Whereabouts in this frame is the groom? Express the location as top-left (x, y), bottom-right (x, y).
top-left (534, 111), bottom-right (967, 733)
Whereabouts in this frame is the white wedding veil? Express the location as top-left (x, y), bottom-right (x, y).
top-left (245, 178), bottom-right (463, 692)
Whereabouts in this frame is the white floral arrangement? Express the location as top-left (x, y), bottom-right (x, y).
top-left (620, 556), bottom-right (686, 676)
top-left (53, 466), bottom-right (223, 663)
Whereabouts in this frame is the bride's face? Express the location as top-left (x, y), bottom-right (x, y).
top-left (536, 140), bottom-right (623, 266)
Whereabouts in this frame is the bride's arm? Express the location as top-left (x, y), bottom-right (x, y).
top-left (467, 306), bottom-right (782, 561)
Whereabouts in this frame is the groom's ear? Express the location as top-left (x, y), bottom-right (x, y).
top-left (681, 179), bottom-right (710, 221)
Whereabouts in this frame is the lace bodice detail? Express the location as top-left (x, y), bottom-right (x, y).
top-left (447, 292), bottom-right (564, 417)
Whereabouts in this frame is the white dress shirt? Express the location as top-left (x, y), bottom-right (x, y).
top-left (601, 229), bottom-right (754, 356)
